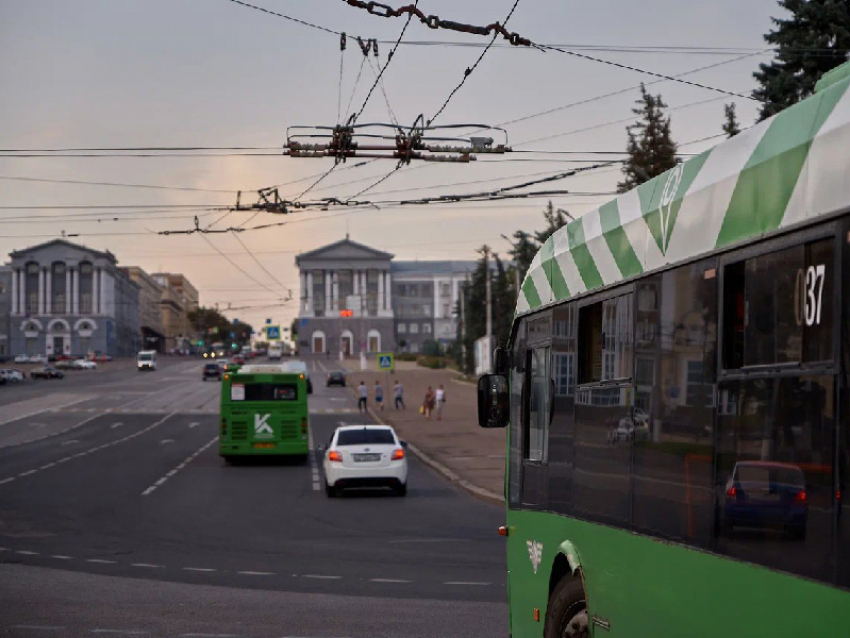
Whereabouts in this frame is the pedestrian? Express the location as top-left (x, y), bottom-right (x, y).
top-left (422, 386), bottom-right (435, 419)
top-left (374, 379), bottom-right (384, 411)
top-left (435, 384), bottom-right (447, 421)
top-left (394, 379), bottom-right (405, 410)
top-left (358, 381), bottom-right (368, 413)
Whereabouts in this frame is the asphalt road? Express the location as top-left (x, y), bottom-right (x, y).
top-left (0, 357), bottom-right (507, 638)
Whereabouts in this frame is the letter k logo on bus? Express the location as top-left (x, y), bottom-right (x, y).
top-left (254, 413), bottom-right (273, 437)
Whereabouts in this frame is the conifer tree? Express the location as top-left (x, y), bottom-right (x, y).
top-left (753, 0), bottom-right (850, 120)
top-left (723, 103), bottom-right (741, 138)
top-left (617, 84), bottom-right (678, 193)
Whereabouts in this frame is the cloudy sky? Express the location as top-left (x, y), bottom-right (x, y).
top-left (0, 0), bottom-right (786, 330)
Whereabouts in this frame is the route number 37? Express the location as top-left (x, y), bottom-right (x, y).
top-left (804, 264), bottom-right (826, 326)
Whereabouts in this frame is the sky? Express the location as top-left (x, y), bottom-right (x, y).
top-left (0, 0), bottom-right (787, 331)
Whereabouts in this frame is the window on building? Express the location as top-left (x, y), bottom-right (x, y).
top-left (423, 323), bottom-right (432, 334)
top-left (26, 263), bottom-right (39, 314)
top-left (397, 323), bottom-right (407, 334)
top-left (409, 323), bottom-right (419, 334)
top-left (410, 343), bottom-right (419, 353)
top-left (79, 263), bottom-right (93, 314)
top-left (440, 282), bottom-right (451, 296)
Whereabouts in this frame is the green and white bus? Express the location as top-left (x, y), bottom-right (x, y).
top-left (479, 61), bottom-right (850, 637)
top-left (220, 364), bottom-right (310, 461)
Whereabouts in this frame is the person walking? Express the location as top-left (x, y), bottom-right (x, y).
top-left (393, 379), bottom-right (405, 410)
top-left (358, 381), bottom-right (368, 413)
top-left (435, 384), bottom-right (447, 421)
top-left (422, 386), bottom-right (435, 419)
top-left (374, 380), bottom-right (384, 411)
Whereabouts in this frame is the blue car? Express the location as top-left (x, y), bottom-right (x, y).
top-left (723, 461), bottom-right (808, 540)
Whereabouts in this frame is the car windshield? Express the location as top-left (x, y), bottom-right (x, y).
top-left (330, 372), bottom-right (344, 379)
top-left (204, 364), bottom-right (218, 370)
top-left (336, 429), bottom-right (395, 446)
top-left (138, 353), bottom-right (152, 361)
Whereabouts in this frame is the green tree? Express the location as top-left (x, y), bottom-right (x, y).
top-left (753, 0), bottom-right (850, 120)
top-left (504, 201), bottom-right (571, 284)
top-left (723, 103), bottom-right (741, 138)
top-left (617, 84), bottom-right (678, 193)
top-left (535, 201), bottom-right (571, 244)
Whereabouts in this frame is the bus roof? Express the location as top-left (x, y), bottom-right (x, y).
top-left (236, 364), bottom-right (295, 375)
top-left (517, 60), bottom-right (850, 318)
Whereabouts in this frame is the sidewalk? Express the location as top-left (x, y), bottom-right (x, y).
top-left (322, 356), bottom-right (506, 504)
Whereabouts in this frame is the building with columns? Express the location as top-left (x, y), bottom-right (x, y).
top-left (6, 240), bottom-right (140, 357)
top-left (295, 237), bottom-right (395, 356)
top-left (294, 238), bottom-right (480, 356)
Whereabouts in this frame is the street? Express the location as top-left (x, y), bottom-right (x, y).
top-left (0, 357), bottom-right (507, 637)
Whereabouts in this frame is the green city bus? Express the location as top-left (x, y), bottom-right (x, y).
top-left (479, 61), bottom-right (850, 637)
top-left (219, 364), bottom-right (310, 461)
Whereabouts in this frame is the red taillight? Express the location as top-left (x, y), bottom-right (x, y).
top-left (725, 486), bottom-right (737, 499)
top-left (328, 450), bottom-right (343, 462)
top-left (794, 489), bottom-right (807, 504)
top-left (220, 418), bottom-right (227, 437)
top-left (498, 525), bottom-right (509, 537)
top-left (301, 417), bottom-right (307, 434)
top-left (391, 448), bottom-right (405, 460)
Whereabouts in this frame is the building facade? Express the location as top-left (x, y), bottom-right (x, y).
top-left (122, 266), bottom-right (165, 352)
top-left (6, 240), bottom-right (140, 357)
top-left (392, 261), bottom-right (476, 353)
top-left (295, 238), bottom-right (479, 356)
top-left (0, 266), bottom-right (11, 358)
top-left (295, 238), bottom-right (395, 356)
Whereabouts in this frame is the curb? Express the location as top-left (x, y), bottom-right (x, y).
top-left (363, 405), bottom-right (505, 507)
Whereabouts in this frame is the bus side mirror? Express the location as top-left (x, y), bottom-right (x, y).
top-left (478, 374), bottom-right (509, 428)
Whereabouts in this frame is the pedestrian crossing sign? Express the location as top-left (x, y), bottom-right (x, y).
top-left (377, 353), bottom-right (394, 371)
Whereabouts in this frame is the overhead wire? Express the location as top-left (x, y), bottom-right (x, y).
top-left (230, 231), bottom-right (291, 294)
top-left (198, 233), bottom-right (285, 297)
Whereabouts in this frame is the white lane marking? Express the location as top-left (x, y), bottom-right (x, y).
top-left (0, 394), bottom-right (92, 427)
top-left (160, 439), bottom-right (174, 445)
top-left (51, 555), bottom-right (73, 560)
top-left (179, 634), bottom-right (243, 638)
top-left (86, 558), bottom-right (117, 564)
top-left (307, 425), bottom-right (321, 492)
top-left (188, 421), bottom-right (199, 429)
top-left (111, 422), bottom-right (124, 429)
top-left (237, 571), bottom-right (274, 576)
top-left (130, 563), bottom-right (164, 569)
top-left (28, 422), bottom-right (47, 428)
top-left (444, 581), bottom-right (492, 586)
top-left (182, 567), bottom-right (217, 573)
top-left (39, 463), bottom-right (56, 470)
top-left (141, 437), bottom-right (217, 496)
top-left (91, 630), bottom-right (149, 635)
top-left (10, 625), bottom-right (66, 631)
top-left (0, 546), bottom-right (7, 551)
top-left (61, 439), bottom-right (79, 446)
top-left (302, 574), bottom-right (342, 580)
top-left (0, 477), bottom-right (16, 485)
top-left (0, 413), bottom-right (177, 485)
top-left (16, 550), bottom-right (39, 555)
top-left (369, 578), bottom-right (412, 583)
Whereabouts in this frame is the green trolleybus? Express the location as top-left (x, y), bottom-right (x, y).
top-left (478, 61), bottom-right (850, 637)
top-left (220, 364), bottom-right (310, 461)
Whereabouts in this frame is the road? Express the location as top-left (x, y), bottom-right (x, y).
top-left (0, 357), bottom-right (507, 637)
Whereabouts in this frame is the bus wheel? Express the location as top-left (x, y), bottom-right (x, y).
top-left (544, 576), bottom-right (588, 638)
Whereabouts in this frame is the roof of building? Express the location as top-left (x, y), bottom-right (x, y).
top-left (517, 60), bottom-right (850, 317)
top-left (296, 237), bottom-right (394, 264)
top-left (9, 239), bottom-right (116, 263)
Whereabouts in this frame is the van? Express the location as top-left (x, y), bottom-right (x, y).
top-left (137, 350), bottom-right (157, 371)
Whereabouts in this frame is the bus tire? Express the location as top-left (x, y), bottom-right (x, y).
top-left (544, 575), bottom-right (588, 638)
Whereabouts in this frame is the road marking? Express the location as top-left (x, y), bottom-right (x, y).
top-left (111, 422), bottom-right (124, 429)
top-left (130, 563), bottom-right (164, 569)
top-left (141, 437), bottom-right (217, 496)
top-left (0, 477), bottom-right (16, 485)
top-left (10, 625), bottom-right (65, 631)
top-left (16, 550), bottom-right (40, 555)
top-left (182, 567), bottom-right (217, 573)
top-left (51, 555), bottom-right (73, 560)
top-left (444, 581), bottom-right (492, 586)
top-left (302, 574), bottom-right (342, 580)
top-left (160, 439), bottom-right (174, 445)
top-left (237, 571), bottom-right (274, 576)
top-left (91, 630), bottom-right (149, 635)
top-left (0, 413), bottom-right (177, 485)
top-left (0, 394), bottom-right (92, 427)
top-left (39, 463), bottom-right (56, 470)
top-left (188, 421), bottom-right (199, 429)
top-left (28, 422), bottom-right (47, 428)
top-left (368, 578), bottom-right (412, 583)
top-left (61, 439), bottom-right (79, 446)
top-left (179, 634), bottom-right (243, 637)
top-left (87, 558), bottom-right (117, 564)
top-left (307, 426), bottom-right (321, 492)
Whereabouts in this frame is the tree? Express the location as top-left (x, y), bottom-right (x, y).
top-left (753, 0), bottom-right (850, 120)
top-left (535, 201), bottom-right (571, 244)
top-left (504, 201), bottom-right (571, 284)
top-left (723, 103), bottom-right (741, 138)
top-left (617, 84), bottom-right (678, 193)
top-left (187, 306), bottom-right (254, 350)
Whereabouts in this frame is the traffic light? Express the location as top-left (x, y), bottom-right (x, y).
top-left (199, 340), bottom-right (204, 347)
top-left (231, 343), bottom-right (238, 350)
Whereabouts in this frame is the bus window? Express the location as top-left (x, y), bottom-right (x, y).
top-left (524, 347), bottom-right (551, 463)
top-left (578, 293), bottom-right (634, 384)
top-left (508, 320), bottom-right (526, 507)
top-left (237, 384), bottom-right (299, 401)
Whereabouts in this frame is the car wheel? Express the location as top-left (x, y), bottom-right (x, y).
top-left (325, 482), bottom-right (336, 498)
top-left (544, 575), bottom-right (588, 638)
top-left (395, 482), bottom-right (407, 497)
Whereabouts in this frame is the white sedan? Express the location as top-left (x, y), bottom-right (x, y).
top-left (72, 359), bottom-right (97, 370)
top-left (322, 425), bottom-right (408, 497)
top-left (1, 369), bottom-right (24, 383)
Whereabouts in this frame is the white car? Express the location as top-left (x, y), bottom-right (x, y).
top-left (72, 359), bottom-right (97, 370)
top-left (29, 354), bottom-right (47, 364)
top-left (13, 354), bottom-right (30, 364)
top-left (0, 369), bottom-right (24, 383)
top-left (322, 425), bottom-right (408, 497)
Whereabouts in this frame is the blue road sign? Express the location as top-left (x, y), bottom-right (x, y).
top-left (377, 353), bottom-right (394, 371)
top-left (266, 325), bottom-right (281, 340)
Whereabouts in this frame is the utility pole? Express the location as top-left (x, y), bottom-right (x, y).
top-left (459, 280), bottom-right (466, 369)
top-left (483, 246), bottom-right (492, 341)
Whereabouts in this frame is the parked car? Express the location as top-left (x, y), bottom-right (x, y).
top-left (88, 352), bottom-right (112, 362)
top-left (0, 369), bottom-right (24, 383)
top-left (54, 360), bottom-right (76, 370)
top-left (29, 354), bottom-right (47, 364)
top-left (31, 366), bottom-right (65, 380)
top-left (321, 425), bottom-right (408, 497)
top-left (13, 354), bottom-right (30, 364)
top-left (72, 359), bottom-right (97, 370)
top-left (326, 371), bottom-right (346, 387)
top-left (203, 363), bottom-right (222, 381)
